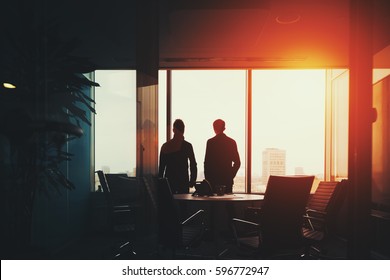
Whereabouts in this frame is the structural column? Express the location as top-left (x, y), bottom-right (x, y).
top-left (348, 0), bottom-right (373, 259)
top-left (136, 0), bottom-right (159, 177)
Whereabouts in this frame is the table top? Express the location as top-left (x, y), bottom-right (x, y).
top-left (173, 193), bottom-right (264, 202)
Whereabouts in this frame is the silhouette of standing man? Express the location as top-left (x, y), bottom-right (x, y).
top-left (159, 119), bottom-right (197, 194)
top-left (204, 119), bottom-right (241, 193)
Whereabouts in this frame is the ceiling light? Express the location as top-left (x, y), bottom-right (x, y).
top-left (3, 82), bottom-right (16, 89)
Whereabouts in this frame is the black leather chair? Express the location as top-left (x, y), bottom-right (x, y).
top-left (96, 170), bottom-right (139, 259)
top-left (157, 177), bottom-right (206, 258)
top-left (231, 175), bottom-right (314, 258)
top-left (302, 179), bottom-right (348, 258)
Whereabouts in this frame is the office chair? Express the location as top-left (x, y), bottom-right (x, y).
top-left (302, 179), bottom-right (348, 258)
top-left (157, 177), bottom-right (207, 258)
top-left (96, 170), bottom-right (139, 259)
top-left (231, 175), bottom-right (314, 259)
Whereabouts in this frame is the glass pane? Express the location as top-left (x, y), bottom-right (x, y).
top-left (94, 70), bottom-right (137, 182)
top-left (252, 70), bottom-right (326, 193)
top-left (170, 70), bottom-right (246, 192)
top-left (372, 70), bottom-right (390, 209)
top-left (331, 70), bottom-right (349, 180)
top-left (158, 70), bottom-right (167, 152)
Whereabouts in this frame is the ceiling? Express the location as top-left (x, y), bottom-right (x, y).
top-left (159, 0), bottom-right (390, 69)
top-left (159, 0), bottom-right (351, 69)
top-left (1, 0), bottom-right (389, 70)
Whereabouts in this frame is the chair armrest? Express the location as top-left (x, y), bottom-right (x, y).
top-left (231, 218), bottom-right (261, 248)
top-left (231, 218), bottom-right (260, 236)
top-left (306, 208), bottom-right (327, 217)
top-left (232, 218), bottom-right (259, 228)
top-left (113, 205), bottom-right (132, 210)
top-left (113, 208), bottom-right (132, 213)
top-left (304, 213), bottom-right (326, 222)
top-left (113, 203), bottom-right (141, 212)
top-left (303, 209), bottom-right (327, 231)
top-left (182, 209), bottom-right (205, 225)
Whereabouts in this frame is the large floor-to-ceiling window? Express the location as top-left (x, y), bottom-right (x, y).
top-left (159, 70), bottom-right (246, 191)
top-left (159, 69), bottom-right (327, 193)
top-left (94, 70), bottom-right (137, 189)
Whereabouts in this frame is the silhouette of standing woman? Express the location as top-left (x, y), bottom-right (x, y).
top-left (159, 119), bottom-right (197, 194)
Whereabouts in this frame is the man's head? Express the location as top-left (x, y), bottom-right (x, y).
top-left (173, 119), bottom-right (185, 134)
top-left (213, 119), bottom-right (225, 134)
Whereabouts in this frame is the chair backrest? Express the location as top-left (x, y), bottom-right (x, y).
top-left (96, 170), bottom-right (122, 231)
top-left (327, 180), bottom-right (348, 215)
top-left (260, 175), bottom-right (314, 251)
top-left (303, 181), bottom-right (340, 231)
top-left (156, 177), bottom-right (181, 246)
top-left (106, 173), bottom-right (140, 204)
top-left (96, 170), bottom-right (113, 208)
top-left (326, 179), bottom-right (349, 234)
top-left (307, 181), bottom-right (339, 213)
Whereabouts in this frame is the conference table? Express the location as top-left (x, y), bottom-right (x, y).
top-left (173, 193), bottom-right (264, 257)
top-left (173, 193), bottom-right (264, 231)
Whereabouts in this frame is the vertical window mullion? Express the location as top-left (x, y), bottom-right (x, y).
top-left (246, 69), bottom-right (252, 193)
top-left (324, 69), bottom-right (333, 181)
top-left (167, 70), bottom-right (172, 141)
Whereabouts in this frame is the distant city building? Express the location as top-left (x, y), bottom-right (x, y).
top-left (262, 148), bottom-right (286, 184)
top-left (295, 166), bottom-right (305, 175)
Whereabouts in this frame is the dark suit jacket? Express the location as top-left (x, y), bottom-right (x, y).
top-left (204, 133), bottom-right (241, 193)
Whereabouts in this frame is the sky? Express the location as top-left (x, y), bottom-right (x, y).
top-left (95, 70), bottom-right (137, 174)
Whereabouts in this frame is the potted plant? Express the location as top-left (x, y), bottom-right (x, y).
top-left (0, 12), bottom-right (99, 258)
